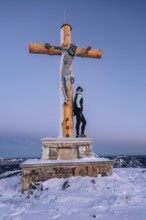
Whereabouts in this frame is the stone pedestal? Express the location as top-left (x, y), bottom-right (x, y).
top-left (20, 158), bottom-right (114, 192)
top-left (41, 138), bottom-right (93, 160)
top-left (20, 137), bottom-right (114, 191)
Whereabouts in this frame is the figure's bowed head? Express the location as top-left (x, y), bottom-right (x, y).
top-left (67, 44), bottom-right (77, 56)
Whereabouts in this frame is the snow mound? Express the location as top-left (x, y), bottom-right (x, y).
top-left (0, 168), bottom-right (146, 220)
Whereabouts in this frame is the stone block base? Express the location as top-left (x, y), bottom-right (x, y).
top-left (20, 159), bottom-right (114, 191)
top-left (41, 138), bottom-right (93, 160)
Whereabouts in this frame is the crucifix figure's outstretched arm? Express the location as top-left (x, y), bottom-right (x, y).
top-left (45, 43), bottom-right (64, 52)
top-left (75, 46), bottom-right (92, 55)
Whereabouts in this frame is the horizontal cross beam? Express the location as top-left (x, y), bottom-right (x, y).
top-left (29, 43), bottom-right (102, 59)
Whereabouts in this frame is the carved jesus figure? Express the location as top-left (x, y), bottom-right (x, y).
top-left (45, 43), bottom-right (91, 104)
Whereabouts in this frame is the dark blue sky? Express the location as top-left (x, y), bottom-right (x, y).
top-left (0, 0), bottom-right (146, 158)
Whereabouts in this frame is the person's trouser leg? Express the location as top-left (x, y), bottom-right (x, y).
top-left (81, 113), bottom-right (87, 135)
top-left (76, 114), bottom-right (81, 136)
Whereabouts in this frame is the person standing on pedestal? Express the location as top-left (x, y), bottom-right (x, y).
top-left (73, 87), bottom-right (87, 137)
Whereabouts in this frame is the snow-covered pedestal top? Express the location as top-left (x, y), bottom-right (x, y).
top-left (41, 137), bottom-right (93, 142)
top-left (21, 157), bottom-right (114, 167)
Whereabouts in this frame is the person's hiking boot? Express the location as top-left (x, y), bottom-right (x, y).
top-left (81, 134), bottom-right (86, 138)
top-left (76, 135), bottom-right (81, 138)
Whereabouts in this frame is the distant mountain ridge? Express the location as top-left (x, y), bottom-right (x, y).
top-left (108, 155), bottom-right (146, 168)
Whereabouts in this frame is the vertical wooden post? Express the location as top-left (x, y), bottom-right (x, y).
top-left (60, 24), bottom-right (74, 137)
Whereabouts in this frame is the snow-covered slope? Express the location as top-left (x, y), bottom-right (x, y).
top-left (0, 168), bottom-right (146, 220)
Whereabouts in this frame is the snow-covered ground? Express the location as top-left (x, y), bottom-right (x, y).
top-left (0, 168), bottom-right (146, 220)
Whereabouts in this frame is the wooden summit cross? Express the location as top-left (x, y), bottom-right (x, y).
top-left (29, 24), bottom-right (102, 138)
